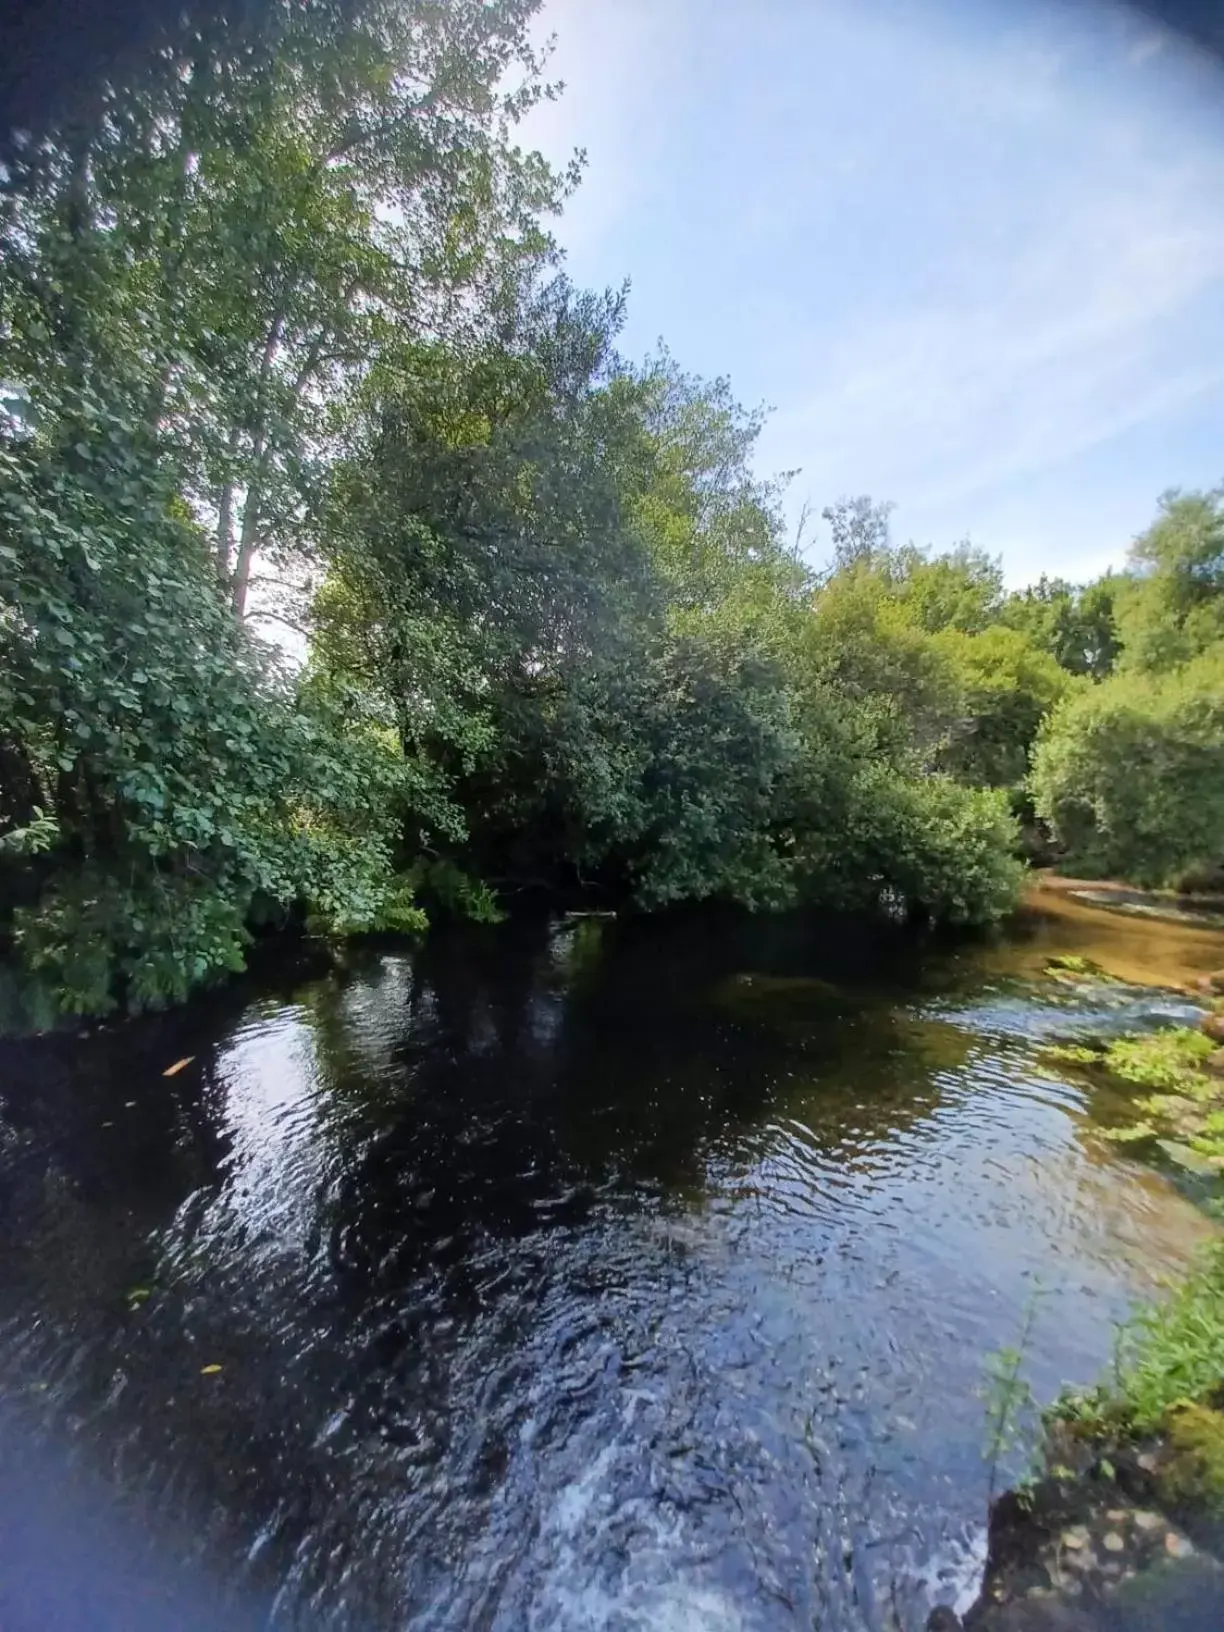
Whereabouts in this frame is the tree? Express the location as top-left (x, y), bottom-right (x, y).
top-left (801, 566), bottom-right (964, 763)
top-left (1000, 574), bottom-right (1119, 678)
top-left (0, 384), bottom-right (431, 1013)
top-left (0, 0), bottom-right (1038, 1018)
top-left (0, 0), bottom-right (571, 1014)
top-left (1115, 488), bottom-right (1224, 673)
top-left (555, 633), bottom-right (801, 910)
top-left (312, 281), bottom-right (661, 855)
top-left (825, 768), bottom-right (1024, 927)
top-left (639, 353), bottom-right (809, 647)
top-left (894, 544), bottom-right (1004, 634)
top-left (821, 494), bottom-right (894, 572)
top-left (2, 0), bottom-right (571, 619)
top-left (1030, 648), bottom-right (1224, 886)
top-left (935, 625), bottom-right (1075, 792)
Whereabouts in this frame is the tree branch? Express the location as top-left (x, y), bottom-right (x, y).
top-left (318, 80), bottom-right (454, 169)
top-left (245, 608), bottom-right (312, 640)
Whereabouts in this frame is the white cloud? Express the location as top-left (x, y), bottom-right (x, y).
top-left (522, 0), bottom-right (1224, 581)
top-left (1127, 33), bottom-right (1166, 65)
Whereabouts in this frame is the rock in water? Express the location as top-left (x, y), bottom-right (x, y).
top-left (970, 1602), bottom-right (1100, 1629)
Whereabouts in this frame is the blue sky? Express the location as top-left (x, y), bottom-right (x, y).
top-left (521, 0), bottom-right (1224, 585)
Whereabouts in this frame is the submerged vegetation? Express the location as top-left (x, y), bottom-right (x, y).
top-left (1046, 1022), bottom-right (1224, 1173)
top-left (0, 0), bottom-right (1222, 1020)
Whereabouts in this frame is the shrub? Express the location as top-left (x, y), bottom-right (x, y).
top-left (1031, 650), bottom-right (1224, 885)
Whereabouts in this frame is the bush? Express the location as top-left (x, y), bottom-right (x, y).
top-left (1030, 650), bottom-right (1224, 885)
top-left (0, 392), bottom-right (431, 1014)
top-left (558, 632), bottom-right (802, 911)
top-left (1114, 1243), bottom-right (1224, 1433)
top-left (835, 768), bottom-right (1025, 925)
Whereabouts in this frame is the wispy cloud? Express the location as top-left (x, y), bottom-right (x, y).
top-left (524, 0), bottom-right (1224, 579)
top-left (1126, 31), bottom-right (1167, 66)
top-left (768, 194), bottom-right (1224, 514)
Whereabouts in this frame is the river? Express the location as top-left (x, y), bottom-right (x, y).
top-left (0, 892), bottom-right (1221, 1631)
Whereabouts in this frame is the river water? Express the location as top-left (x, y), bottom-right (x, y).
top-left (0, 897), bottom-right (1221, 1631)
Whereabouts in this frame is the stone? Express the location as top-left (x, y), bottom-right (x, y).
top-left (1110, 1553), bottom-right (1224, 1625)
top-left (1132, 1510), bottom-right (1163, 1532)
top-left (977, 1600), bottom-right (1100, 1629)
top-left (925, 1609), bottom-right (962, 1631)
top-left (1102, 1531), bottom-right (1125, 1553)
top-left (1165, 1532), bottom-right (1194, 1558)
top-left (1203, 1010), bottom-right (1224, 1046)
top-left (1060, 1527), bottom-right (1089, 1550)
top-left (1010, 1565), bottom-right (1055, 1596)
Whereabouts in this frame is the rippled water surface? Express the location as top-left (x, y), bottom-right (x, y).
top-left (1, 901), bottom-right (1221, 1630)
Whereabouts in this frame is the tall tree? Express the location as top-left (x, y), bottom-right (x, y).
top-left (1001, 574), bottom-right (1119, 678)
top-left (821, 494), bottom-right (894, 572)
top-left (1116, 487), bottom-right (1224, 673)
top-left (2, 0), bottom-right (572, 617)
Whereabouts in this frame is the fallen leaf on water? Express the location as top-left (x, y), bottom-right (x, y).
top-left (200, 1363), bottom-right (223, 1376)
top-left (162, 1056), bottom-right (195, 1077)
top-left (128, 1287), bottom-right (151, 1303)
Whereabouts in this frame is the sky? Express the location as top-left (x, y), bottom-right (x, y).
top-left (519, 0), bottom-right (1224, 586)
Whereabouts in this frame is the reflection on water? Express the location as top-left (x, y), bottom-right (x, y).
top-left (0, 906), bottom-right (1219, 1630)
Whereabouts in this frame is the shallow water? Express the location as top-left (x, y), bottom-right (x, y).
top-left (0, 903), bottom-right (1220, 1630)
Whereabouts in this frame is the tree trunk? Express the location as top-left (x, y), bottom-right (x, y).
top-left (230, 492), bottom-right (259, 618)
top-left (216, 479), bottom-right (235, 582)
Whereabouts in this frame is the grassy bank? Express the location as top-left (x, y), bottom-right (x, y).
top-left (956, 1201), bottom-right (1224, 1627)
top-left (1038, 1012), bottom-right (1224, 1495)
top-left (1051, 1239), bottom-right (1224, 1474)
top-left (949, 1001), bottom-right (1224, 1628)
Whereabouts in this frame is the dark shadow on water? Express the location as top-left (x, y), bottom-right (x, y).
top-left (0, 905), bottom-right (1219, 1629)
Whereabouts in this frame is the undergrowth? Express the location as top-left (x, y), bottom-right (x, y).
top-left (1116, 1244), bottom-right (1224, 1432)
top-left (1050, 1242), bottom-right (1224, 1439)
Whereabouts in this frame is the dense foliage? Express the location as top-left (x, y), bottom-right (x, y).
top-left (1031, 490), bottom-right (1224, 886)
top-left (1, 0), bottom-right (1220, 1018)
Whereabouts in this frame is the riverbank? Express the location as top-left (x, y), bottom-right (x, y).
top-left (1034, 873), bottom-right (1224, 909)
top-left (950, 1448), bottom-right (1224, 1630)
top-left (935, 1274), bottom-right (1224, 1628)
top-left (1006, 876), bottom-right (1224, 991)
top-left (934, 893), bottom-right (1224, 1630)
